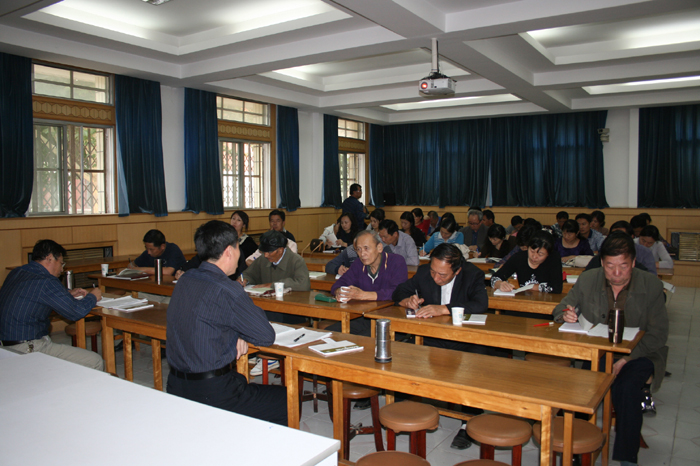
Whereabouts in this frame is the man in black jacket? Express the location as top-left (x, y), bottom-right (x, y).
top-left (392, 243), bottom-right (489, 450)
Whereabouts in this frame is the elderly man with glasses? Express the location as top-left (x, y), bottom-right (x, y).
top-left (459, 209), bottom-right (489, 253)
top-left (0, 239), bottom-right (104, 370)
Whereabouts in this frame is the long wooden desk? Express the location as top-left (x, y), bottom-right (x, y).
top-left (487, 287), bottom-right (565, 315)
top-left (240, 331), bottom-right (613, 466)
top-left (365, 307), bottom-right (642, 465)
top-left (6, 251), bottom-right (197, 274)
top-left (0, 350), bottom-right (339, 466)
top-left (93, 273), bottom-right (392, 333)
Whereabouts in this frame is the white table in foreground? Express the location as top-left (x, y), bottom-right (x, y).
top-left (0, 350), bottom-right (339, 466)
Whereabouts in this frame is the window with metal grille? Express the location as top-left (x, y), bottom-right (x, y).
top-left (339, 152), bottom-right (365, 199)
top-left (220, 139), bottom-right (271, 209)
top-left (30, 123), bottom-right (114, 215)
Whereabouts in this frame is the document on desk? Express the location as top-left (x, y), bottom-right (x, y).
top-left (462, 314), bottom-right (488, 325)
top-left (308, 271), bottom-right (327, 279)
top-left (98, 297), bottom-right (153, 312)
top-left (273, 326), bottom-right (332, 347)
top-left (566, 275), bottom-right (579, 283)
top-left (559, 316), bottom-right (640, 341)
top-left (108, 269), bottom-right (149, 280)
top-left (493, 283), bottom-right (534, 297)
top-left (244, 285), bottom-right (274, 296)
top-left (467, 258), bottom-right (489, 263)
top-left (309, 338), bottom-right (363, 356)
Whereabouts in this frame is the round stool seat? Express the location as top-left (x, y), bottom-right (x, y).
top-left (532, 418), bottom-right (604, 454)
top-left (357, 451), bottom-right (430, 466)
top-left (380, 401), bottom-right (439, 433)
top-left (65, 321), bottom-right (101, 336)
top-left (467, 414), bottom-right (532, 447)
top-left (343, 382), bottom-right (379, 399)
top-left (453, 460), bottom-right (510, 466)
top-left (524, 353), bottom-right (571, 367)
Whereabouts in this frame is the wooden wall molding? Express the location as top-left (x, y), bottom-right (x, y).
top-left (33, 95), bottom-right (115, 125)
top-left (339, 137), bottom-right (366, 153)
top-left (218, 121), bottom-right (272, 141)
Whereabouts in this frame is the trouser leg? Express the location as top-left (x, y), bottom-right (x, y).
top-left (10, 336), bottom-right (104, 371)
top-left (326, 316), bottom-right (372, 336)
top-left (611, 357), bottom-right (654, 464)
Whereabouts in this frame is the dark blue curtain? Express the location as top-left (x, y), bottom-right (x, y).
top-left (321, 114), bottom-right (342, 208)
top-left (276, 105), bottom-right (301, 212)
top-left (0, 53), bottom-right (33, 217)
top-left (439, 119), bottom-right (490, 207)
top-left (638, 104), bottom-right (700, 208)
top-left (183, 88), bottom-right (223, 215)
top-left (115, 75), bottom-right (168, 216)
top-left (369, 124), bottom-right (384, 206)
top-left (490, 111), bottom-right (608, 208)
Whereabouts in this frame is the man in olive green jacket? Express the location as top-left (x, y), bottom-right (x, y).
top-left (553, 232), bottom-right (668, 466)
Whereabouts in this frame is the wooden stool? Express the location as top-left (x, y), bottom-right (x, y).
top-left (257, 354), bottom-right (285, 386)
top-left (467, 414), bottom-right (532, 466)
top-left (379, 401), bottom-right (439, 459)
top-left (328, 383), bottom-right (384, 460)
top-left (454, 460), bottom-right (510, 466)
top-left (532, 418), bottom-right (604, 466)
top-left (65, 321), bottom-right (101, 353)
top-left (357, 451), bottom-right (430, 466)
top-left (524, 353), bottom-right (571, 367)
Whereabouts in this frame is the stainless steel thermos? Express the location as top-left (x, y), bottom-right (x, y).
top-left (375, 319), bottom-right (392, 363)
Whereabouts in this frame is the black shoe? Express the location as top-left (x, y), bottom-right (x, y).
top-left (353, 398), bottom-right (371, 410)
top-left (450, 429), bottom-right (473, 450)
top-left (114, 341), bottom-right (123, 352)
top-left (641, 388), bottom-right (656, 416)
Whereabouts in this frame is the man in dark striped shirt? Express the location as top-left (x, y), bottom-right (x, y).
top-left (0, 240), bottom-right (103, 370)
top-left (166, 220), bottom-right (287, 425)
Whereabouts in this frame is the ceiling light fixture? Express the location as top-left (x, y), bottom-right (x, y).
top-left (142, 0), bottom-right (171, 5)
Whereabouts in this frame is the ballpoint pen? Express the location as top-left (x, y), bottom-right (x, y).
top-left (293, 333), bottom-right (305, 342)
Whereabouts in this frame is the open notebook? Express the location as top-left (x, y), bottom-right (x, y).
top-left (558, 314), bottom-right (640, 341)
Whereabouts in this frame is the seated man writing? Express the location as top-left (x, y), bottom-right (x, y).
top-left (166, 220), bottom-right (287, 426)
top-left (553, 232), bottom-right (668, 466)
top-left (129, 229), bottom-right (186, 276)
top-left (327, 231), bottom-right (408, 336)
top-left (0, 240), bottom-right (103, 370)
top-left (393, 243), bottom-right (489, 450)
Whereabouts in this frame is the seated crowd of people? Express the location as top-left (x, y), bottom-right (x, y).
top-left (0, 181), bottom-right (673, 466)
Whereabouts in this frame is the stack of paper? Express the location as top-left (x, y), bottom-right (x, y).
top-left (272, 325), bottom-right (332, 347)
top-left (98, 296), bottom-right (153, 312)
top-left (309, 338), bottom-right (363, 357)
top-left (309, 271), bottom-right (327, 279)
top-left (493, 283), bottom-right (534, 297)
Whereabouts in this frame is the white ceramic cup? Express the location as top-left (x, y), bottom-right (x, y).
top-left (274, 282), bottom-right (284, 297)
top-left (452, 307), bottom-right (465, 325)
top-left (101, 264), bottom-right (109, 276)
top-left (339, 286), bottom-right (351, 303)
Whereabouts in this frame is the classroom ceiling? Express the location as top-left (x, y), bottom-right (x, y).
top-left (1, 0), bottom-right (699, 124)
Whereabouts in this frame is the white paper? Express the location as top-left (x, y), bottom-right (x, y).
top-left (244, 285), bottom-right (274, 296)
top-left (308, 272), bottom-right (326, 278)
top-left (558, 314), bottom-right (594, 334)
top-left (566, 275), bottom-right (579, 283)
top-left (462, 314), bottom-right (487, 325)
top-left (309, 339), bottom-right (363, 356)
top-left (493, 283), bottom-right (534, 296)
top-left (419, 256), bottom-right (431, 261)
top-left (270, 323), bottom-right (295, 336)
top-left (274, 328), bottom-right (332, 348)
top-left (467, 258), bottom-right (489, 263)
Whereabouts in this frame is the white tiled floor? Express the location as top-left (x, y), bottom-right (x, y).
top-left (57, 286), bottom-right (700, 465)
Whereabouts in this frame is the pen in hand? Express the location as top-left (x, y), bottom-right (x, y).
top-left (414, 289), bottom-right (422, 310)
top-left (293, 333), bottom-right (305, 342)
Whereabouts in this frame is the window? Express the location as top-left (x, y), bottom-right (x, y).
top-left (338, 119), bottom-right (365, 140)
top-left (30, 123), bottom-right (114, 215)
top-left (220, 139), bottom-right (271, 209)
top-left (339, 152), bottom-right (365, 199)
top-left (32, 64), bottom-right (110, 104)
top-left (217, 96), bottom-right (270, 126)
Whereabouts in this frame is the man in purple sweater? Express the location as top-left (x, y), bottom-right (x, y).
top-left (328, 230), bottom-right (408, 336)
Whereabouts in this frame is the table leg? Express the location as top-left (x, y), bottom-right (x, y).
top-left (100, 315), bottom-right (116, 375)
top-left (75, 318), bottom-right (86, 349)
top-left (341, 314), bottom-right (350, 333)
top-left (415, 336), bottom-right (423, 345)
top-left (286, 357), bottom-right (300, 429)
top-left (151, 339), bottom-right (162, 391)
top-left (331, 379), bottom-right (344, 454)
top-left (237, 355), bottom-right (249, 382)
top-left (370, 320), bottom-right (376, 339)
top-left (602, 352), bottom-right (614, 466)
top-left (562, 411), bottom-right (574, 466)
top-left (124, 333), bottom-right (133, 382)
top-left (539, 406), bottom-right (553, 466)
top-left (385, 391), bottom-right (395, 405)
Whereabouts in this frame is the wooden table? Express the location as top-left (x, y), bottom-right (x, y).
top-left (365, 307), bottom-right (642, 465)
top-left (92, 273), bottom-right (392, 333)
top-left (487, 287), bottom-right (565, 315)
top-left (0, 350), bottom-right (339, 466)
top-left (7, 251), bottom-right (197, 274)
top-left (239, 331), bottom-right (613, 466)
top-left (309, 273), bottom-right (336, 291)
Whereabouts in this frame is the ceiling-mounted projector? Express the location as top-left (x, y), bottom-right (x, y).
top-left (419, 38), bottom-right (455, 97)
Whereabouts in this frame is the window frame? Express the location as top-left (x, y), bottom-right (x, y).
top-left (338, 118), bottom-right (365, 140)
top-left (32, 62), bottom-right (112, 105)
top-left (219, 138), bottom-right (272, 210)
top-left (216, 96), bottom-right (271, 126)
top-left (339, 152), bottom-right (365, 200)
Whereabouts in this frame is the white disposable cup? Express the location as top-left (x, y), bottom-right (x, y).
top-left (274, 282), bottom-right (284, 297)
top-left (452, 307), bottom-right (465, 325)
top-left (339, 286), bottom-right (351, 303)
top-left (101, 264), bottom-right (109, 276)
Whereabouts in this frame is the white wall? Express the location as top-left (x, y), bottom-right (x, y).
top-left (160, 85), bottom-right (186, 212)
top-left (602, 108), bottom-right (639, 208)
top-left (297, 110), bottom-right (324, 207)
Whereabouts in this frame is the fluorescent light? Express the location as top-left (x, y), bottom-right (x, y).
top-left (382, 94), bottom-right (520, 111)
top-left (583, 76), bottom-right (700, 95)
top-left (142, 0), bottom-right (171, 5)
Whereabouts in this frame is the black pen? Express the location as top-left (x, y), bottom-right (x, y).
top-left (414, 289), bottom-right (422, 310)
top-left (293, 333), bottom-right (305, 342)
